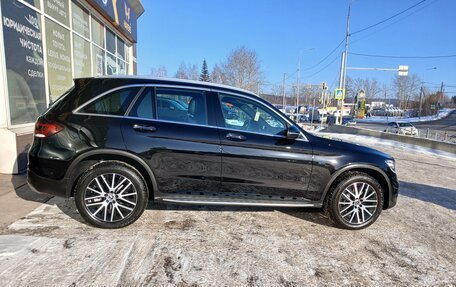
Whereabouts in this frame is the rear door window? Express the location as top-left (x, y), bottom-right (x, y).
top-left (128, 88), bottom-right (154, 119)
top-left (156, 88), bottom-right (207, 125)
top-left (79, 87), bottom-right (141, 115)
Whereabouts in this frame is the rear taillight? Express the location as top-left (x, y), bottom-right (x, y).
top-left (34, 121), bottom-right (63, 138)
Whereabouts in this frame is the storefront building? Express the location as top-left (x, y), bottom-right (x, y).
top-left (0, 0), bottom-right (144, 173)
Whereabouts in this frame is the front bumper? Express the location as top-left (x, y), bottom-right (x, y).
top-left (386, 170), bottom-right (399, 209)
top-left (27, 168), bottom-right (69, 198)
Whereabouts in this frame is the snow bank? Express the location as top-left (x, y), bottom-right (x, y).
top-left (356, 108), bottom-right (454, 124)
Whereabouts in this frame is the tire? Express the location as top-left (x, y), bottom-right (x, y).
top-left (74, 161), bottom-right (149, 229)
top-left (325, 171), bottom-right (384, 230)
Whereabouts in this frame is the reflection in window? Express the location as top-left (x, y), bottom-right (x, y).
top-left (156, 89), bottom-right (207, 125)
top-left (81, 87), bottom-right (141, 115)
top-left (117, 60), bottom-right (126, 75)
top-left (92, 45), bottom-right (105, 76)
top-left (106, 53), bottom-right (117, 75)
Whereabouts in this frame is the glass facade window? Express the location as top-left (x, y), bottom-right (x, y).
top-left (92, 45), bottom-right (105, 76)
top-left (73, 34), bottom-right (91, 78)
top-left (106, 29), bottom-right (116, 54)
top-left (1, 0), bottom-right (134, 127)
top-left (91, 17), bottom-right (104, 47)
top-left (106, 52), bottom-right (117, 75)
top-left (44, 0), bottom-right (70, 27)
top-left (1, 0), bottom-right (46, 125)
top-left (72, 1), bottom-right (90, 38)
top-left (24, 0), bottom-right (41, 8)
top-left (45, 18), bottom-right (73, 101)
top-left (117, 38), bottom-right (125, 60)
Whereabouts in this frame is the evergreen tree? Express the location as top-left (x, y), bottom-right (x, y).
top-left (199, 59), bottom-right (210, 82)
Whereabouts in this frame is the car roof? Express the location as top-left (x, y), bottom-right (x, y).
top-left (91, 75), bottom-right (258, 97)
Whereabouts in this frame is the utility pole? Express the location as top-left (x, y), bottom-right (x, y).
top-left (437, 81), bottom-right (444, 116)
top-left (338, 4), bottom-right (351, 125)
top-left (384, 86), bottom-right (389, 122)
top-left (419, 85), bottom-right (423, 119)
top-left (296, 54), bottom-right (301, 123)
top-left (282, 73), bottom-right (287, 111)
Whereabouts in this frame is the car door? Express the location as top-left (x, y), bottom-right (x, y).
top-left (121, 86), bottom-right (221, 197)
top-left (215, 93), bottom-right (314, 201)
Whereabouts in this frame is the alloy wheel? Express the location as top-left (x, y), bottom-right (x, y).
top-left (338, 182), bottom-right (378, 225)
top-left (83, 173), bottom-right (138, 223)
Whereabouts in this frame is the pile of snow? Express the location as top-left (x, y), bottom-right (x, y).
top-left (314, 132), bottom-right (456, 159)
top-left (356, 108), bottom-right (454, 124)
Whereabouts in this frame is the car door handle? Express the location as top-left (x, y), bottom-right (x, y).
top-left (226, 132), bottom-right (246, 141)
top-left (133, 124), bottom-right (156, 132)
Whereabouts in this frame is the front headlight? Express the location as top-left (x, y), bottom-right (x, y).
top-left (385, 159), bottom-right (396, 173)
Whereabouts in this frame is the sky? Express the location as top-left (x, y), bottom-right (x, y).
top-left (136, 0), bottom-right (456, 95)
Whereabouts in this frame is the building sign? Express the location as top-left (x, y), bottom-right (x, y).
top-left (1, 0), bottom-right (46, 125)
top-left (45, 18), bottom-right (72, 100)
top-left (88, 0), bottom-right (138, 41)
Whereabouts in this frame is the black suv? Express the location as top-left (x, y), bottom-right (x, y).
top-left (28, 77), bottom-right (398, 229)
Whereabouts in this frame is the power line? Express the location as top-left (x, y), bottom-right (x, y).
top-left (349, 52), bottom-right (456, 59)
top-left (301, 38), bottom-right (345, 72)
top-left (350, 0), bottom-right (427, 36)
top-left (350, 0), bottom-right (439, 45)
top-left (303, 53), bottom-right (341, 79)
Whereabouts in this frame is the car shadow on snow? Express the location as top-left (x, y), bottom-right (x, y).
top-left (399, 181), bottom-right (455, 210)
top-left (151, 202), bottom-right (333, 227)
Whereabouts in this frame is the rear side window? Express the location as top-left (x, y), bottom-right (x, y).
top-left (156, 88), bottom-right (207, 125)
top-left (129, 88), bottom-right (154, 119)
top-left (80, 87), bottom-right (141, 115)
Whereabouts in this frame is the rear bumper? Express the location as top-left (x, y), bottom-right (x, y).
top-left (27, 168), bottom-right (69, 198)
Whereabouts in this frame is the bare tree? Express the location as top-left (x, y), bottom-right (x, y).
top-left (221, 46), bottom-right (263, 92)
top-left (150, 65), bottom-right (168, 77)
top-left (210, 64), bottom-right (227, 84)
top-left (346, 77), bottom-right (381, 99)
top-left (393, 74), bottom-right (421, 109)
top-left (175, 62), bottom-right (199, 80)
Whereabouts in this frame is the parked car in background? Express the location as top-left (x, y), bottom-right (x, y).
top-left (28, 77), bottom-right (398, 230)
top-left (327, 115), bottom-right (356, 126)
top-left (384, 122), bottom-right (418, 136)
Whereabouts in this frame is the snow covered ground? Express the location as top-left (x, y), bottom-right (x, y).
top-left (356, 108), bottom-right (454, 124)
top-left (0, 134), bottom-right (454, 286)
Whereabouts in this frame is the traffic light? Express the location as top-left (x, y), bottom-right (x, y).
top-left (322, 82), bottom-right (327, 90)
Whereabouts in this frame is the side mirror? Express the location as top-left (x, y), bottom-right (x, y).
top-left (286, 125), bottom-right (300, 139)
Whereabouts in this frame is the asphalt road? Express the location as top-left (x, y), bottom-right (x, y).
top-left (356, 110), bottom-right (456, 132)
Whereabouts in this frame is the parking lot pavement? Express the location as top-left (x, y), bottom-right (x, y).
top-left (0, 136), bottom-right (455, 287)
top-left (0, 174), bottom-right (51, 231)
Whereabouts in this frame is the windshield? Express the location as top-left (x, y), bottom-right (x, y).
top-left (398, 123), bottom-right (413, 127)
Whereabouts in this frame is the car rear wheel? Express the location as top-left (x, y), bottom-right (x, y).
top-left (325, 172), bottom-right (384, 229)
top-left (74, 161), bottom-right (148, 229)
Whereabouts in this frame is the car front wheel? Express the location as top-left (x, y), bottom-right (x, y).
top-left (325, 171), bottom-right (384, 229)
top-left (74, 161), bottom-right (148, 229)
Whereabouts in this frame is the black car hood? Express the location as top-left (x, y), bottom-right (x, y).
top-left (310, 134), bottom-right (392, 160)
